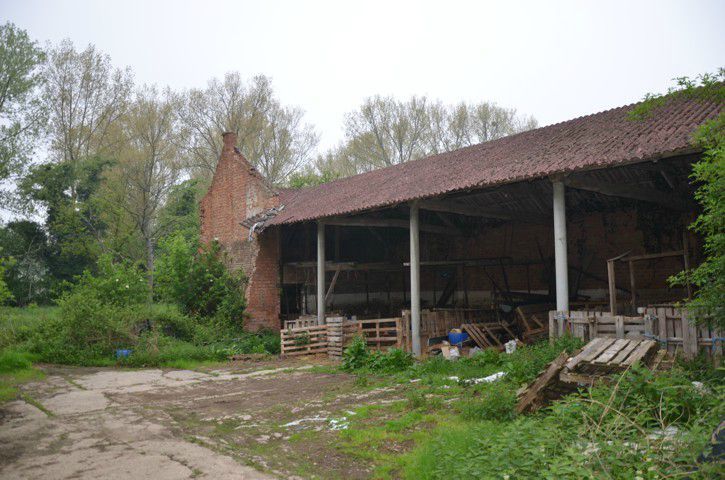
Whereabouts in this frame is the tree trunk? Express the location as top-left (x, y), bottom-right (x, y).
top-left (146, 235), bottom-right (154, 302)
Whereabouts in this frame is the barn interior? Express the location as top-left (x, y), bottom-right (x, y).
top-left (278, 153), bottom-right (700, 332)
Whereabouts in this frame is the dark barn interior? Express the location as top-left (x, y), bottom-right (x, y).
top-left (278, 153), bottom-right (700, 326)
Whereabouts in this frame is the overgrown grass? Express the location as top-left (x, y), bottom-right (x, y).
top-left (0, 350), bottom-right (45, 403)
top-left (337, 337), bottom-right (723, 479)
top-left (0, 304), bottom-right (280, 370)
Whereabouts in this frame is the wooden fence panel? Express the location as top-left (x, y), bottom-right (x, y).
top-left (553, 308), bottom-right (721, 362)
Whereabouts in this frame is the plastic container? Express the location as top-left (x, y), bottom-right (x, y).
top-left (448, 332), bottom-right (469, 346)
top-left (115, 349), bottom-right (132, 359)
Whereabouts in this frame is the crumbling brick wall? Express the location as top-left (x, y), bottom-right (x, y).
top-left (200, 132), bottom-right (281, 331)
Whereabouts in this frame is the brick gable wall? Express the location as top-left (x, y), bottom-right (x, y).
top-left (199, 132), bottom-right (281, 331)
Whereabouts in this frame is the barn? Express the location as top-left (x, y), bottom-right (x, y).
top-left (200, 94), bottom-right (720, 357)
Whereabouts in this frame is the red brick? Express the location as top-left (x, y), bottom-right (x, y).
top-left (200, 133), bottom-right (281, 331)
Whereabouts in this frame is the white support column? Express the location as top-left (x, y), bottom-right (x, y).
top-left (409, 201), bottom-right (421, 357)
top-left (317, 221), bottom-right (326, 324)
top-left (552, 180), bottom-right (569, 312)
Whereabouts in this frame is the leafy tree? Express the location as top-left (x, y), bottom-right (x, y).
top-left (156, 179), bottom-right (202, 244)
top-left (633, 70), bottom-right (724, 327)
top-left (180, 73), bottom-right (318, 185)
top-left (43, 39), bottom-right (132, 195)
top-left (0, 23), bottom-right (45, 201)
top-left (0, 254), bottom-right (14, 305)
top-left (105, 86), bottom-right (183, 292)
top-left (0, 221), bottom-right (51, 305)
top-left (319, 96), bottom-right (537, 179)
top-left (20, 156), bottom-right (111, 285)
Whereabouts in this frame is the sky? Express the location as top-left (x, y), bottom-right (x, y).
top-left (1, 0), bottom-right (724, 151)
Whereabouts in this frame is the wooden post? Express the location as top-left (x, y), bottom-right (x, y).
top-left (410, 201), bottom-right (421, 357)
top-left (615, 316), bottom-right (625, 339)
top-left (607, 259), bottom-right (617, 316)
top-left (628, 260), bottom-right (636, 312)
top-left (317, 221), bottom-right (326, 324)
top-left (548, 310), bottom-right (557, 344)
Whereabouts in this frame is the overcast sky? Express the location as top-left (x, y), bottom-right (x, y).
top-left (1, 0), bottom-right (724, 150)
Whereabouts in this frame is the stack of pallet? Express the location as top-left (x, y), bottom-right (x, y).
top-left (327, 317), bottom-right (345, 359)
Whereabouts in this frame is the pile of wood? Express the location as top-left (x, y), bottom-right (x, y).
top-left (514, 304), bottom-right (552, 343)
top-left (516, 338), bottom-right (660, 414)
top-left (461, 322), bottom-right (514, 349)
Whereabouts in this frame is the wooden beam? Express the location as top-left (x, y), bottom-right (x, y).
top-left (324, 216), bottom-right (458, 235)
top-left (565, 176), bottom-right (691, 211)
top-left (324, 266), bottom-right (341, 304)
top-left (607, 259), bottom-right (617, 316)
top-left (419, 199), bottom-right (549, 224)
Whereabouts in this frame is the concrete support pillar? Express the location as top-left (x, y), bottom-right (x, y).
top-left (317, 221), bottom-right (326, 324)
top-left (409, 202), bottom-right (421, 357)
top-left (552, 180), bottom-right (569, 312)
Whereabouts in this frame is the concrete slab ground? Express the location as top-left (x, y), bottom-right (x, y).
top-left (0, 359), bottom-right (403, 479)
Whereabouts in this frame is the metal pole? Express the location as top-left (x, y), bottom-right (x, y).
top-left (552, 180), bottom-right (569, 312)
top-left (317, 221), bottom-right (326, 324)
top-left (410, 201), bottom-right (421, 357)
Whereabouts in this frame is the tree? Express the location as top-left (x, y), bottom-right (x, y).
top-left (109, 87), bottom-right (183, 292)
top-left (331, 96), bottom-right (538, 176)
top-left (180, 73), bottom-right (317, 185)
top-left (20, 156), bottom-right (111, 286)
top-left (344, 95), bottom-right (431, 171)
top-left (43, 39), bottom-right (132, 197)
top-left (632, 70), bottom-right (724, 327)
top-left (0, 221), bottom-right (50, 305)
top-left (0, 23), bottom-right (45, 188)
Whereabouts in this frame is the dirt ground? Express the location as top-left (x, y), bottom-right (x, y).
top-left (0, 358), bottom-right (407, 479)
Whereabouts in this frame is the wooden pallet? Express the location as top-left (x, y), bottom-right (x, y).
top-left (517, 338), bottom-right (660, 413)
top-left (461, 322), bottom-right (516, 350)
top-left (280, 325), bottom-right (329, 357)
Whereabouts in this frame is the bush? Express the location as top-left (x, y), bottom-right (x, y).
top-left (457, 382), bottom-right (517, 421)
top-left (156, 235), bottom-right (247, 329)
top-left (342, 335), bottom-right (370, 371)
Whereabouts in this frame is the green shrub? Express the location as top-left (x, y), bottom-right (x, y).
top-left (61, 254), bottom-right (148, 307)
top-left (156, 235), bottom-right (247, 328)
top-left (342, 335), bottom-right (370, 371)
top-left (457, 382), bottom-right (517, 421)
top-left (367, 348), bottom-right (414, 373)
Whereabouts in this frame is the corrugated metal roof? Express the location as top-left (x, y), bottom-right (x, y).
top-left (271, 96), bottom-right (720, 225)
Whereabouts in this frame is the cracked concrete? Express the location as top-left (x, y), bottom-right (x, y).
top-left (0, 365), bottom-right (294, 479)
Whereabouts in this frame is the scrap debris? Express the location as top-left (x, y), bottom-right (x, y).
top-left (516, 338), bottom-right (661, 414)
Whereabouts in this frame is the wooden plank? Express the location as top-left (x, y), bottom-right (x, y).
top-left (462, 324), bottom-right (491, 348)
top-left (564, 338), bottom-right (606, 371)
top-left (622, 340), bottom-right (657, 366)
top-left (593, 339), bottom-right (630, 364)
top-left (516, 351), bottom-right (570, 414)
top-left (480, 324), bottom-right (502, 347)
top-left (682, 311), bottom-right (698, 360)
top-left (566, 338), bottom-right (616, 371)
